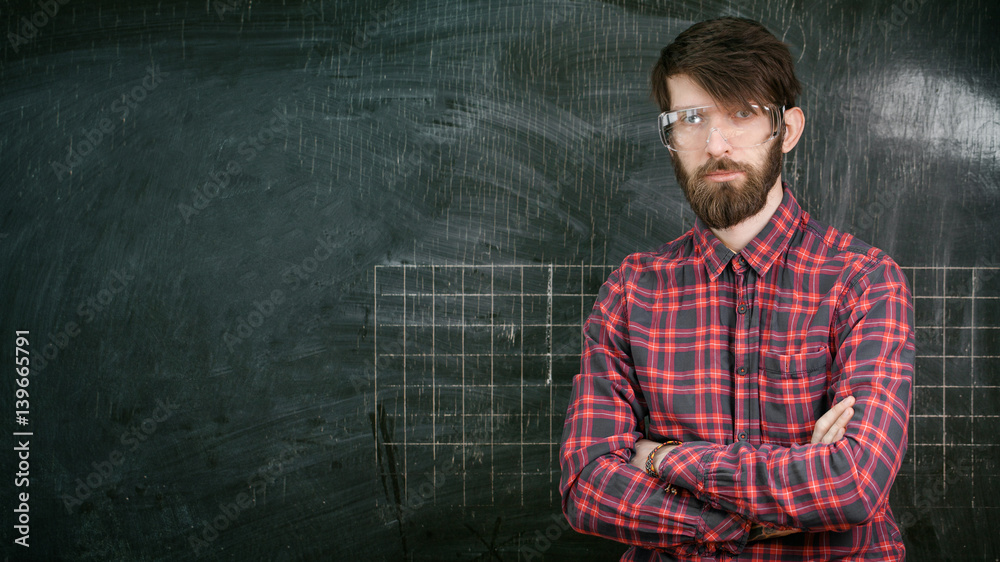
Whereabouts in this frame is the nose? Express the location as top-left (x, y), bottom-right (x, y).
top-left (705, 128), bottom-right (732, 158)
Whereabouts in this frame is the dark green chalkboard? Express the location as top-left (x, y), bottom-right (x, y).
top-left (1, 0), bottom-right (997, 560)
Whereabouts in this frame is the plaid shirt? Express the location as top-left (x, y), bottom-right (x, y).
top-left (559, 188), bottom-right (914, 561)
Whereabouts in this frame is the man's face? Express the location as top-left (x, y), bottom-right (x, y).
top-left (666, 75), bottom-right (784, 230)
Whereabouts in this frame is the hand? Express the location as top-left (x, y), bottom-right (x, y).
top-left (746, 397), bottom-right (855, 542)
top-left (748, 397), bottom-right (854, 543)
top-left (810, 396), bottom-right (856, 445)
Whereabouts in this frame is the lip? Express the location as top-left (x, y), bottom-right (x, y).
top-left (703, 170), bottom-right (744, 182)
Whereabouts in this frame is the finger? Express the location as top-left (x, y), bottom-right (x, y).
top-left (811, 397), bottom-right (855, 444)
top-left (820, 414), bottom-right (848, 443)
top-left (820, 407), bottom-right (854, 444)
top-left (811, 400), bottom-right (847, 443)
top-left (812, 407), bottom-right (838, 440)
top-left (819, 425), bottom-right (835, 444)
top-left (838, 405), bottom-right (854, 426)
top-left (834, 396), bottom-right (856, 413)
top-left (833, 406), bottom-right (853, 436)
top-left (821, 407), bottom-right (853, 443)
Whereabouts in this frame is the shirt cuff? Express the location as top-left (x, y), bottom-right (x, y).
top-left (658, 441), bottom-right (712, 495)
top-left (698, 502), bottom-right (750, 555)
top-left (661, 442), bottom-right (750, 554)
top-left (660, 441), bottom-right (747, 516)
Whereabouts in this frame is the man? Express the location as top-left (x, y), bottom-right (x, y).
top-left (559, 17), bottom-right (914, 561)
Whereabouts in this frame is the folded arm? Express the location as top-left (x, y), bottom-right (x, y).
top-left (630, 396), bottom-right (857, 541)
top-left (559, 267), bottom-right (750, 556)
top-left (657, 260), bottom-right (914, 532)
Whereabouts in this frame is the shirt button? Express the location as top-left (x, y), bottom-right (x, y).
top-left (737, 366), bottom-right (747, 376)
top-left (737, 303), bottom-right (748, 314)
top-left (738, 431), bottom-right (747, 441)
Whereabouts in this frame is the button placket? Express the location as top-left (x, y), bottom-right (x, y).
top-left (733, 255), bottom-right (749, 443)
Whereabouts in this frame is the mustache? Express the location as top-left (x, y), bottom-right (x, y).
top-left (696, 158), bottom-right (753, 176)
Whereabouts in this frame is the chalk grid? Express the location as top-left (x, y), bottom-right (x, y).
top-left (902, 266), bottom-right (1000, 512)
top-left (374, 264), bottom-right (1000, 510)
top-left (373, 264), bottom-right (613, 508)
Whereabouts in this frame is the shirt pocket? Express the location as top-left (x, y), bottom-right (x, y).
top-left (758, 347), bottom-right (830, 445)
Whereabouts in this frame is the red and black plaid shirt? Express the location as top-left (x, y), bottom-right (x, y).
top-left (559, 188), bottom-right (914, 561)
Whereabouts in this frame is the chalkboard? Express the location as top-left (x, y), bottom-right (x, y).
top-left (1, 0), bottom-right (997, 560)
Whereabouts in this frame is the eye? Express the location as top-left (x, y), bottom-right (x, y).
top-left (681, 113), bottom-right (703, 125)
top-left (733, 109), bottom-right (755, 120)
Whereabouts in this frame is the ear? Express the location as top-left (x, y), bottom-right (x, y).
top-left (780, 107), bottom-right (805, 154)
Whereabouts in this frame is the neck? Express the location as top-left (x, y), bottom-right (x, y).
top-left (710, 179), bottom-right (784, 253)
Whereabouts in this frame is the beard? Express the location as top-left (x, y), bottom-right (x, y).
top-left (671, 136), bottom-right (784, 230)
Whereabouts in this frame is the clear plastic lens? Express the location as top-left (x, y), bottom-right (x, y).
top-left (658, 104), bottom-right (783, 151)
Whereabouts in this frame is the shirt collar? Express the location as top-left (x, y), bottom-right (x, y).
top-left (693, 185), bottom-right (803, 280)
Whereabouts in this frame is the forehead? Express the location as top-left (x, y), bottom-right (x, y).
top-left (664, 74), bottom-right (758, 113)
top-left (666, 74), bottom-right (718, 111)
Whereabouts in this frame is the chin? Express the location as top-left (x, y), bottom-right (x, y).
top-left (701, 178), bottom-right (743, 193)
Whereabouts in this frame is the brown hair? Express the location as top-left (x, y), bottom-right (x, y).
top-left (650, 17), bottom-right (801, 112)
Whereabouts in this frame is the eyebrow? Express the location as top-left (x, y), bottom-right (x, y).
top-left (666, 104), bottom-right (715, 113)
